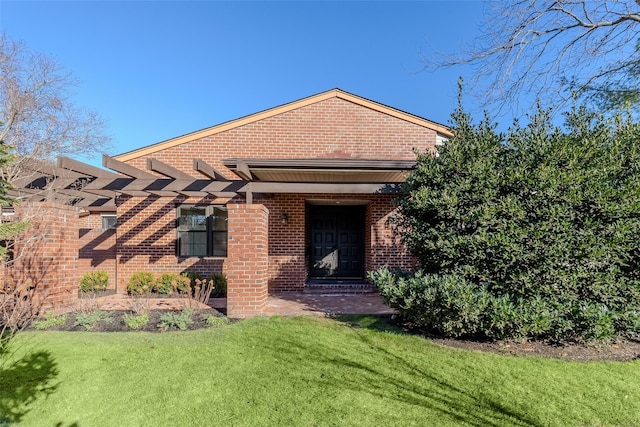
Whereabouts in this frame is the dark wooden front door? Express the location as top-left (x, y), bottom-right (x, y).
top-left (309, 205), bottom-right (365, 279)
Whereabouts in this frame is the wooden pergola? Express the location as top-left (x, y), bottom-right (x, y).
top-left (8, 155), bottom-right (413, 210)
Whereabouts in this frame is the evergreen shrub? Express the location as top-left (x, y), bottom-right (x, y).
top-left (126, 272), bottom-right (156, 295)
top-left (79, 271), bottom-right (109, 293)
top-left (372, 99), bottom-right (640, 341)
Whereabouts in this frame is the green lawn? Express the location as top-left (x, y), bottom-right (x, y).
top-left (1, 315), bottom-right (639, 426)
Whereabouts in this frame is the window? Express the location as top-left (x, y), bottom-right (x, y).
top-left (0, 206), bottom-right (14, 223)
top-left (177, 205), bottom-right (228, 257)
top-left (101, 214), bottom-right (117, 230)
top-left (0, 207), bottom-right (14, 261)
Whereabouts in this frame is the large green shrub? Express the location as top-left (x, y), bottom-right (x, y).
top-left (378, 99), bottom-right (640, 341)
top-left (79, 271), bottom-right (109, 293)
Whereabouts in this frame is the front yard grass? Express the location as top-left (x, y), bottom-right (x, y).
top-left (1, 315), bottom-right (639, 426)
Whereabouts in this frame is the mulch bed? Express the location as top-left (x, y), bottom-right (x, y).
top-left (428, 335), bottom-right (640, 362)
top-left (30, 308), bottom-right (227, 333)
top-left (369, 316), bottom-right (640, 362)
top-left (30, 309), bottom-right (640, 361)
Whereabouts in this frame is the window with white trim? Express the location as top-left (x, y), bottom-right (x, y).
top-left (177, 205), bottom-right (228, 257)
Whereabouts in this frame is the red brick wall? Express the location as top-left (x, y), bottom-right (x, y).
top-left (115, 195), bottom-right (226, 291)
top-left (111, 193), bottom-right (413, 292)
top-left (79, 213), bottom-right (116, 290)
top-left (108, 96), bottom-right (430, 294)
top-left (226, 204), bottom-right (269, 318)
top-left (258, 193), bottom-right (412, 291)
top-left (125, 97), bottom-right (436, 176)
top-left (10, 202), bottom-right (79, 314)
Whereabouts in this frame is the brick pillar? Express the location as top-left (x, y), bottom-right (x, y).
top-left (226, 204), bottom-right (269, 318)
top-left (11, 202), bottom-right (79, 314)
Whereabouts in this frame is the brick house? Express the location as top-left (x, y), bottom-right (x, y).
top-left (69, 89), bottom-right (451, 316)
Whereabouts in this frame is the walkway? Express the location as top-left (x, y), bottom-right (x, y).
top-left (90, 292), bottom-right (394, 317)
top-left (263, 293), bottom-right (394, 316)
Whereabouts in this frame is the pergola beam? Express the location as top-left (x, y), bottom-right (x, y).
top-left (82, 177), bottom-right (134, 191)
top-left (44, 177), bottom-right (79, 190)
top-left (103, 155), bottom-right (157, 179)
top-left (75, 197), bottom-right (114, 208)
top-left (79, 188), bottom-right (118, 197)
top-left (147, 158), bottom-right (195, 180)
top-left (56, 189), bottom-right (104, 202)
top-left (58, 156), bottom-right (120, 179)
top-left (193, 159), bottom-right (228, 181)
top-left (233, 160), bottom-right (253, 181)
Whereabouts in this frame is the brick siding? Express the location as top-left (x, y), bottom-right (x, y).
top-left (80, 96), bottom-right (434, 302)
top-left (226, 204), bottom-right (269, 317)
top-left (79, 213), bottom-right (116, 290)
top-left (114, 194), bottom-right (226, 291)
top-left (125, 97), bottom-right (436, 175)
top-left (9, 202), bottom-right (79, 314)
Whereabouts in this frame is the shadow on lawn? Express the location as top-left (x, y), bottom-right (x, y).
top-left (0, 350), bottom-right (59, 425)
top-left (265, 316), bottom-right (542, 427)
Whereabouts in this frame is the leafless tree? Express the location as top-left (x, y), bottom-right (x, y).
top-left (432, 1), bottom-right (640, 115)
top-left (0, 33), bottom-right (111, 354)
top-left (0, 32), bottom-right (111, 185)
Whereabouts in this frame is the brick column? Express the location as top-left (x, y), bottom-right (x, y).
top-left (11, 202), bottom-right (79, 314)
top-left (226, 204), bottom-right (269, 318)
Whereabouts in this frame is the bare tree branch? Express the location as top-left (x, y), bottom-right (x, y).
top-left (0, 33), bottom-right (111, 185)
top-left (430, 1), bottom-right (640, 115)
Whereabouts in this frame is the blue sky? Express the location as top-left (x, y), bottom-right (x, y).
top-left (1, 1), bottom-right (485, 165)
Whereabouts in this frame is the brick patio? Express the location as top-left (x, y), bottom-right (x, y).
top-left (89, 292), bottom-right (394, 317)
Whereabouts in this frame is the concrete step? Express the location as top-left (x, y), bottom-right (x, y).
top-left (303, 282), bottom-right (377, 295)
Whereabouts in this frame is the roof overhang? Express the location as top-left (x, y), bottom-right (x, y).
top-left (222, 158), bottom-right (415, 183)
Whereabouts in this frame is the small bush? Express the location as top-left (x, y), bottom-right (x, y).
top-left (159, 309), bottom-right (194, 331)
top-left (79, 271), bottom-right (109, 293)
top-left (127, 272), bottom-right (156, 295)
top-left (123, 313), bottom-right (149, 330)
top-left (206, 315), bottom-right (229, 327)
top-left (175, 274), bottom-right (192, 294)
top-left (75, 292), bottom-right (100, 314)
top-left (155, 273), bottom-right (179, 294)
top-left (208, 273), bottom-right (227, 298)
top-left (74, 310), bottom-right (112, 331)
top-left (32, 311), bottom-right (67, 330)
top-left (183, 272), bottom-right (202, 294)
top-left (128, 296), bottom-right (151, 315)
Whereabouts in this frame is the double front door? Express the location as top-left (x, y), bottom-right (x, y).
top-left (309, 205), bottom-right (365, 279)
